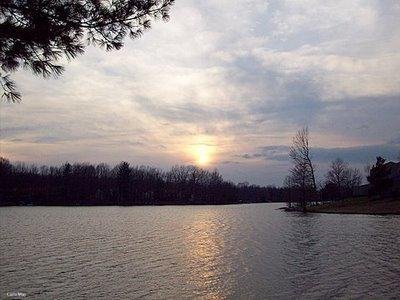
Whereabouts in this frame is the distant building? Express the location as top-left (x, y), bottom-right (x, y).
top-left (353, 184), bottom-right (369, 197)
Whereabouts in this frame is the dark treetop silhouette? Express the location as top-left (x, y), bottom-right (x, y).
top-left (367, 156), bottom-right (393, 198)
top-left (0, 0), bottom-right (174, 102)
top-left (1, 155), bottom-right (397, 207)
top-left (323, 158), bottom-right (362, 200)
top-left (0, 157), bottom-right (285, 206)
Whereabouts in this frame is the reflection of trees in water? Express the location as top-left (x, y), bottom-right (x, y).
top-left (280, 214), bottom-right (400, 298)
top-left (281, 214), bottom-right (325, 297)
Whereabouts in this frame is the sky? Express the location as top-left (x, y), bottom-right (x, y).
top-left (1, 0), bottom-right (400, 186)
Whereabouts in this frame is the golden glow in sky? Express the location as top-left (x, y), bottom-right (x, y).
top-left (186, 135), bottom-right (217, 167)
top-left (196, 145), bottom-right (211, 166)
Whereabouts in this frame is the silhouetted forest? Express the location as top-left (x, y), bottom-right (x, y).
top-left (0, 157), bottom-right (285, 206)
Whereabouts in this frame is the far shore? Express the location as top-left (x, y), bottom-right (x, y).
top-left (299, 197), bottom-right (400, 215)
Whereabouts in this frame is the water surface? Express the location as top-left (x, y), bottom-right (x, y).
top-left (1, 204), bottom-right (399, 299)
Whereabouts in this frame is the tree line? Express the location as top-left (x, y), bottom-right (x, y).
top-left (0, 157), bottom-right (285, 206)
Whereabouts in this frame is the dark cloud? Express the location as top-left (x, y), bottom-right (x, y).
top-left (220, 160), bottom-right (241, 165)
top-left (389, 135), bottom-right (400, 145)
top-left (1, 126), bottom-right (40, 138)
top-left (242, 143), bottom-right (400, 164)
top-left (135, 97), bottom-right (240, 124)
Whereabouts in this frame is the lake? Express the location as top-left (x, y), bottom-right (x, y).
top-left (1, 204), bottom-right (399, 299)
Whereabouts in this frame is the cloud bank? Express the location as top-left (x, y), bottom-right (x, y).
top-left (1, 0), bottom-right (400, 185)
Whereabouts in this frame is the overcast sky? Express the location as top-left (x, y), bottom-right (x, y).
top-left (1, 0), bottom-right (400, 185)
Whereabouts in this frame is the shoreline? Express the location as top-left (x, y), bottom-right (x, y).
top-left (286, 197), bottom-right (400, 216)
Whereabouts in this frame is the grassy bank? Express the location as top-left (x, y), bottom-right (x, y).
top-left (307, 196), bottom-right (400, 215)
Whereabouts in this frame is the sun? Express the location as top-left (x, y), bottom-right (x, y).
top-left (197, 146), bottom-right (210, 166)
top-left (193, 145), bottom-right (214, 166)
top-left (186, 135), bottom-right (217, 167)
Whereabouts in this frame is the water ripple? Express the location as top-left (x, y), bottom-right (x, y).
top-left (1, 204), bottom-right (399, 299)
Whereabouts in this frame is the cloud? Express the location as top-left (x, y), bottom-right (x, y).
top-left (241, 143), bottom-right (400, 164)
top-left (1, 0), bottom-right (399, 185)
top-left (134, 96), bottom-right (240, 124)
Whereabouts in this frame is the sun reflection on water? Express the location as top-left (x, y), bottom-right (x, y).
top-left (182, 210), bottom-right (235, 299)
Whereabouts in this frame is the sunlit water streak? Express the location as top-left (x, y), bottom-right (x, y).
top-left (1, 204), bottom-right (399, 299)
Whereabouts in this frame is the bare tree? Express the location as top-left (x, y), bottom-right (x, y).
top-left (345, 168), bottom-right (362, 191)
top-left (325, 158), bottom-right (362, 199)
top-left (287, 126), bottom-right (317, 211)
top-left (283, 175), bottom-right (295, 208)
top-left (289, 126), bottom-right (317, 190)
top-left (326, 159), bottom-right (347, 192)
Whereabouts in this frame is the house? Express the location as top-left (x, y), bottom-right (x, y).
top-left (353, 184), bottom-right (369, 197)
